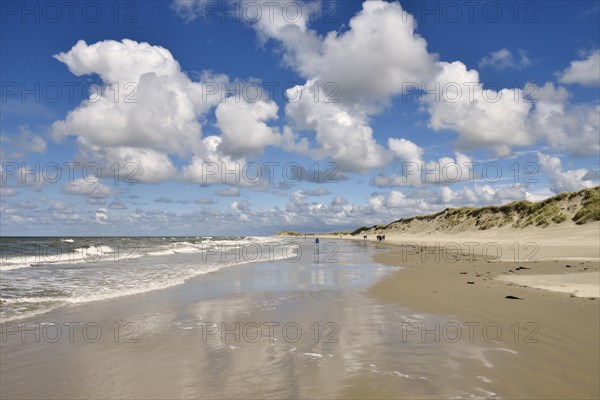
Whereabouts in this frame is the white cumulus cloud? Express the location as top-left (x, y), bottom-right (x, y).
top-left (537, 153), bottom-right (595, 194)
top-left (479, 48), bottom-right (531, 70)
top-left (62, 178), bottom-right (116, 199)
top-left (558, 50), bottom-right (600, 87)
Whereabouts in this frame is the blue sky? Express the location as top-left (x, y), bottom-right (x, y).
top-left (1, 0), bottom-right (599, 236)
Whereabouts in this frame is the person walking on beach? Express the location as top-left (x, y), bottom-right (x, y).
top-left (315, 238), bottom-right (320, 245)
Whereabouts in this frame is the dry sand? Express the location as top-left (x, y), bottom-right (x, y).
top-left (497, 272), bottom-right (600, 298)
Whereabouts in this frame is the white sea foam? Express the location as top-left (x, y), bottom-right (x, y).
top-left (147, 249), bottom-right (177, 256)
top-left (1, 237), bottom-right (297, 323)
top-left (0, 262), bottom-right (33, 271)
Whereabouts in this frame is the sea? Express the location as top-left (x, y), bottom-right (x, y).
top-left (0, 236), bottom-right (297, 322)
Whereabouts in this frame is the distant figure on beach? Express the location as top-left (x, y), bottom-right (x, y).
top-left (315, 238), bottom-right (320, 244)
top-left (363, 235), bottom-right (367, 240)
top-left (382, 234), bottom-right (385, 240)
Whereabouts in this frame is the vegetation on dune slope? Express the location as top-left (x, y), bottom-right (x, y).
top-left (275, 230), bottom-right (304, 236)
top-left (573, 187), bottom-right (600, 224)
top-left (350, 186), bottom-right (600, 235)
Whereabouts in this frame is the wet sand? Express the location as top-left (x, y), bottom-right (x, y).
top-left (0, 239), bottom-right (533, 399)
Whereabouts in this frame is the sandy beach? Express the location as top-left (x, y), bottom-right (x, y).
top-left (1, 225), bottom-right (598, 399)
top-left (361, 222), bottom-right (600, 399)
top-left (1, 233), bottom-right (589, 399)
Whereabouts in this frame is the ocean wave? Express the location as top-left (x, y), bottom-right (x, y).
top-left (0, 270), bottom-right (200, 323)
top-left (1, 238), bottom-right (289, 270)
top-left (0, 237), bottom-right (294, 322)
top-left (1, 245), bottom-right (117, 270)
top-left (0, 262), bottom-right (34, 271)
top-left (74, 245), bottom-right (114, 254)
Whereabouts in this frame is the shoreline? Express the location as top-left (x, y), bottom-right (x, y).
top-left (5, 239), bottom-right (462, 399)
top-left (1, 233), bottom-right (599, 398)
